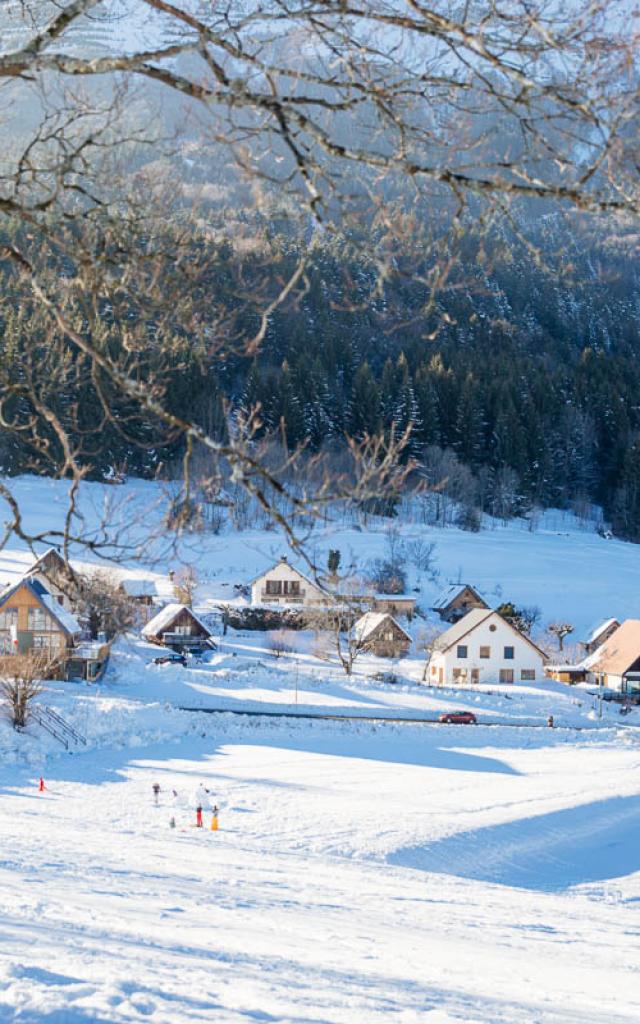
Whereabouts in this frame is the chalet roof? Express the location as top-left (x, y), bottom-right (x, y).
top-left (434, 608), bottom-right (546, 659)
top-left (142, 603), bottom-right (211, 638)
top-left (431, 583), bottom-right (488, 611)
top-left (582, 617), bottom-right (620, 645)
top-left (582, 619), bottom-right (640, 676)
top-left (121, 578), bottom-right (157, 598)
top-left (0, 577), bottom-right (81, 636)
top-left (355, 612), bottom-right (411, 644)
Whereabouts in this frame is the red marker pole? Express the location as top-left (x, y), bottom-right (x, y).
top-left (39, 777), bottom-right (45, 793)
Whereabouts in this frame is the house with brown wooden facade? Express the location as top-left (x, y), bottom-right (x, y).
top-left (354, 612), bottom-right (412, 658)
top-left (432, 584), bottom-right (489, 623)
top-left (0, 577), bottom-right (81, 662)
top-left (371, 594), bottom-right (417, 620)
top-left (142, 603), bottom-right (213, 650)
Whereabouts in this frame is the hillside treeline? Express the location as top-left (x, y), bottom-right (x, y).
top-left (2, 214), bottom-right (640, 539)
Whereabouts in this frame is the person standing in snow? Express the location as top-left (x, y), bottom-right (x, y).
top-left (152, 782), bottom-right (161, 805)
top-left (196, 804), bottom-right (203, 828)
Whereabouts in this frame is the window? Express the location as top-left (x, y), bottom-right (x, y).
top-left (283, 580), bottom-right (300, 595)
top-left (479, 646), bottom-right (490, 659)
top-left (173, 625), bottom-right (192, 635)
top-left (499, 669), bottom-right (514, 683)
top-left (33, 634), bottom-right (60, 651)
top-left (471, 669), bottom-right (480, 683)
top-left (431, 665), bottom-right (437, 676)
top-left (385, 631), bottom-right (395, 641)
top-left (28, 607), bottom-right (53, 631)
top-left (521, 669), bottom-right (536, 681)
top-left (457, 645), bottom-right (468, 658)
top-left (265, 580), bottom-right (282, 596)
top-left (0, 607), bottom-right (18, 629)
top-left (452, 668), bottom-right (468, 682)
top-left (504, 646), bottom-right (514, 660)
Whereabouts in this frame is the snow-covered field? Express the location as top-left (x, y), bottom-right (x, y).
top-left (1, 475), bottom-right (639, 1022)
top-left (1, 705), bottom-right (639, 1024)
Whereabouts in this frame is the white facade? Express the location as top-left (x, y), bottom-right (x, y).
top-left (250, 558), bottom-right (327, 608)
top-left (429, 610), bottom-right (545, 686)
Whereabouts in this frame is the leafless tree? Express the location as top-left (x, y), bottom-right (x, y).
top-left (0, 0), bottom-right (638, 568)
top-left (72, 569), bottom-right (138, 638)
top-left (0, 655), bottom-right (49, 728)
top-left (547, 622), bottom-right (575, 653)
top-left (172, 565), bottom-right (198, 606)
top-left (306, 592), bottom-right (372, 675)
top-left (268, 629), bottom-right (295, 659)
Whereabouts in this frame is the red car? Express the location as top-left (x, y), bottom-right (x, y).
top-left (439, 711), bottom-right (477, 725)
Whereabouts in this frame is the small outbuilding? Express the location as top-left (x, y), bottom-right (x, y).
top-left (354, 612), bottom-right (412, 658)
top-left (431, 583), bottom-right (489, 623)
top-left (371, 594), bottom-right (417, 620)
top-left (142, 603), bottom-right (213, 650)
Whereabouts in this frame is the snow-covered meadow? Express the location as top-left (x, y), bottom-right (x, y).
top-left (1, 475), bottom-right (639, 1022)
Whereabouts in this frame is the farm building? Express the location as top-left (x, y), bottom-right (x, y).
top-left (371, 594), bottom-right (417, 619)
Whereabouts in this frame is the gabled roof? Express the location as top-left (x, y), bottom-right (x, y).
top-left (28, 547), bottom-right (67, 574)
top-left (142, 603), bottom-right (211, 638)
top-left (355, 612), bottom-right (411, 644)
top-left (434, 608), bottom-right (546, 659)
top-left (582, 617), bottom-right (620, 645)
top-left (431, 583), bottom-right (488, 611)
top-left (250, 557), bottom-right (327, 593)
top-left (0, 577), bottom-right (81, 635)
top-left (582, 619), bottom-right (640, 676)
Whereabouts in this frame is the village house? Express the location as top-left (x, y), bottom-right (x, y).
top-left (354, 612), bottom-right (412, 658)
top-left (580, 618), bottom-right (620, 656)
top-left (431, 583), bottom-right (489, 623)
top-left (0, 577), bottom-right (81, 661)
top-left (582, 619), bottom-right (640, 694)
top-left (142, 603), bottom-right (213, 650)
top-left (250, 557), bottom-right (328, 608)
top-left (428, 608), bottom-right (546, 685)
top-left (119, 578), bottom-right (159, 623)
top-left (371, 594), bottom-right (417, 620)
top-left (24, 548), bottom-right (75, 611)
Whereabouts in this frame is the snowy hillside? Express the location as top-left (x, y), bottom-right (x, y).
top-left (1, 474), bottom-right (639, 635)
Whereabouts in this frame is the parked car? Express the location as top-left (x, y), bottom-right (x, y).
top-left (439, 711), bottom-right (477, 725)
top-left (152, 653), bottom-right (187, 666)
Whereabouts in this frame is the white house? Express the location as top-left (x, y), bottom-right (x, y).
top-left (250, 557), bottom-right (328, 608)
top-left (428, 608), bottom-right (546, 686)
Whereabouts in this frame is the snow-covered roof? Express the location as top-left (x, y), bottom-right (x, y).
top-left (431, 583), bottom-right (487, 610)
top-left (121, 578), bottom-right (157, 598)
top-left (39, 588), bottom-right (81, 634)
top-left (434, 608), bottom-right (547, 659)
top-left (582, 617), bottom-right (619, 645)
top-left (355, 612), bottom-right (411, 644)
top-left (373, 593), bottom-right (416, 602)
top-left (142, 603), bottom-right (211, 638)
top-left (249, 557), bottom-right (327, 593)
top-left (434, 608), bottom-right (494, 650)
top-left (0, 577), bottom-right (80, 635)
top-left (582, 619), bottom-right (640, 675)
